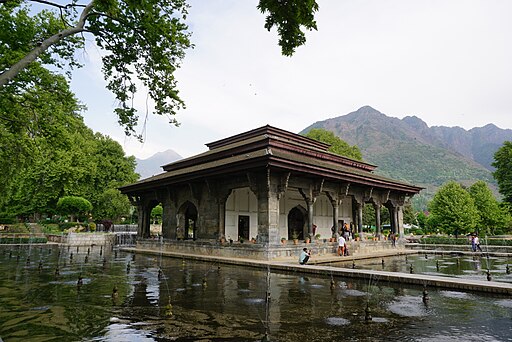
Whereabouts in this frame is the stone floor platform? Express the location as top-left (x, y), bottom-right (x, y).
top-left (122, 246), bottom-right (512, 295)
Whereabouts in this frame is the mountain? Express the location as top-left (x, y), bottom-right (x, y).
top-left (135, 149), bottom-right (182, 179)
top-left (301, 106), bottom-right (512, 208)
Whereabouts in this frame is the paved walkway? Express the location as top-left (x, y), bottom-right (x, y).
top-left (121, 247), bottom-right (512, 295)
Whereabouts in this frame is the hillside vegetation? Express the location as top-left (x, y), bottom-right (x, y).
top-left (301, 106), bottom-right (510, 209)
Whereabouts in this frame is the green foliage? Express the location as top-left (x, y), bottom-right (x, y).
top-left (303, 128), bottom-right (363, 160)
top-left (468, 180), bottom-right (507, 235)
top-left (0, 217), bottom-right (16, 224)
top-left (56, 196), bottom-right (92, 220)
top-left (1, 0), bottom-right (192, 139)
top-left (59, 222), bottom-right (82, 231)
top-left (1, 224), bottom-right (29, 233)
top-left (492, 141), bottom-right (512, 205)
top-left (151, 204), bottom-right (163, 224)
top-left (2, 1), bottom-right (318, 139)
top-left (416, 211), bottom-right (428, 231)
top-left (41, 223), bottom-right (62, 234)
top-left (94, 189), bottom-right (132, 223)
top-left (402, 202), bottom-right (416, 225)
top-left (427, 181), bottom-right (479, 235)
top-left (0, 65), bottom-right (138, 220)
top-left (257, 0), bottom-right (319, 56)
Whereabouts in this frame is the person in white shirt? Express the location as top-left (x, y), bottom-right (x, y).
top-left (299, 248), bottom-right (311, 265)
top-left (338, 235), bottom-right (346, 256)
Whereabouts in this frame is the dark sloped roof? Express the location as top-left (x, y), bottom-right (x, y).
top-left (120, 125), bottom-right (423, 194)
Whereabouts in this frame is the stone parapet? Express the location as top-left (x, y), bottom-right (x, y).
top-left (136, 239), bottom-right (404, 261)
top-left (64, 233), bottom-right (116, 246)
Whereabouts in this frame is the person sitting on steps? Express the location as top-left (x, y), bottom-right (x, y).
top-left (299, 248), bottom-right (311, 265)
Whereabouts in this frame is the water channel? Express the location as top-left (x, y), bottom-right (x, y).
top-left (0, 245), bottom-right (511, 341)
top-left (332, 253), bottom-right (512, 283)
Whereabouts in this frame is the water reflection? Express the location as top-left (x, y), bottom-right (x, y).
top-left (332, 254), bottom-right (512, 283)
top-left (0, 245), bottom-right (511, 341)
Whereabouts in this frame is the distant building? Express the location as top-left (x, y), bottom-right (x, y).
top-left (120, 126), bottom-right (422, 258)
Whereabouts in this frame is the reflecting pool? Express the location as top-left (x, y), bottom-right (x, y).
top-left (332, 253), bottom-right (512, 283)
top-left (1, 245), bottom-right (511, 341)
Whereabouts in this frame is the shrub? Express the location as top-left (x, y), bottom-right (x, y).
top-left (0, 217), bottom-right (16, 224)
top-left (89, 222), bottom-right (97, 232)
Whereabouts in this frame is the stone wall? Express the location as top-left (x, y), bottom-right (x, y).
top-left (64, 233), bottom-right (116, 246)
top-left (137, 238), bottom-right (342, 261)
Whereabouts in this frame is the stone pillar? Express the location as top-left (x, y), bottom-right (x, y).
top-left (397, 205), bottom-right (404, 239)
top-left (161, 197), bottom-right (176, 240)
top-left (218, 201), bottom-right (225, 239)
top-left (332, 200), bottom-right (339, 237)
top-left (357, 202), bottom-right (363, 235)
top-left (307, 198), bottom-right (314, 238)
top-left (137, 203), bottom-right (151, 239)
top-left (373, 202), bottom-right (382, 239)
top-left (390, 206), bottom-right (397, 234)
top-left (257, 189), bottom-right (280, 245)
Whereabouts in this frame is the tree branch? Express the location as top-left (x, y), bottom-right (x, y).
top-left (0, 1), bottom-right (94, 87)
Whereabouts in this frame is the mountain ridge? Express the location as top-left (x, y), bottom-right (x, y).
top-left (301, 106), bottom-right (511, 208)
top-left (135, 149), bottom-right (182, 179)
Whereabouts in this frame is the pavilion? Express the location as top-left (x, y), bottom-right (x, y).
top-left (119, 125), bottom-right (422, 259)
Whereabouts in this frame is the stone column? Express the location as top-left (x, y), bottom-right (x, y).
top-left (390, 206), bottom-right (397, 234)
top-left (357, 202), bottom-right (363, 235)
top-left (331, 200), bottom-right (339, 237)
top-left (137, 203), bottom-right (151, 239)
top-left (218, 201), bottom-right (226, 239)
top-left (397, 205), bottom-right (404, 239)
top-left (307, 198), bottom-right (314, 237)
top-left (373, 202), bottom-right (382, 239)
top-left (256, 189), bottom-right (280, 245)
top-left (161, 197), bottom-right (176, 240)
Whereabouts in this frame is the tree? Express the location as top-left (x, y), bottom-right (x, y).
top-left (304, 128), bottom-right (363, 160)
top-left (468, 180), bottom-right (506, 235)
top-left (94, 188), bottom-right (131, 223)
top-left (492, 141), bottom-right (512, 206)
top-left (0, 69), bottom-right (138, 220)
top-left (427, 181), bottom-right (479, 235)
top-left (1, 0), bottom-right (319, 138)
top-left (258, 0), bottom-right (319, 56)
top-left (151, 204), bottom-right (163, 224)
top-left (56, 196), bottom-right (92, 222)
top-left (402, 202), bottom-right (416, 226)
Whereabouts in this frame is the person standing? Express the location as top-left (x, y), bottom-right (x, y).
top-left (343, 223), bottom-right (351, 241)
top-left (474, 235), bottom-right (483, 252)
top-left (338, 234), bottom-right (346, 256)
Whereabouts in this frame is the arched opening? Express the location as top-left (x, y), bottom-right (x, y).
top-left (178, 201), bottom-right (198, 240)
top-left (288, 206), bottom-right (306, 240)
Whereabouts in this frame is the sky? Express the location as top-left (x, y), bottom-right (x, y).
top-left (69, 0), bottom-right (512, 160)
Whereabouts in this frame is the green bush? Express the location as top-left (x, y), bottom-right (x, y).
top-left (59, 222), bottom-right (82, 230)
top-left (0, 217), bottom-right (16, 224)
top-left (1, 224), bottom-right (29, 233)
top-left (41, 223), bottom-right (62, 234)
top-left (89, 222), bottom-right (96, 232)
